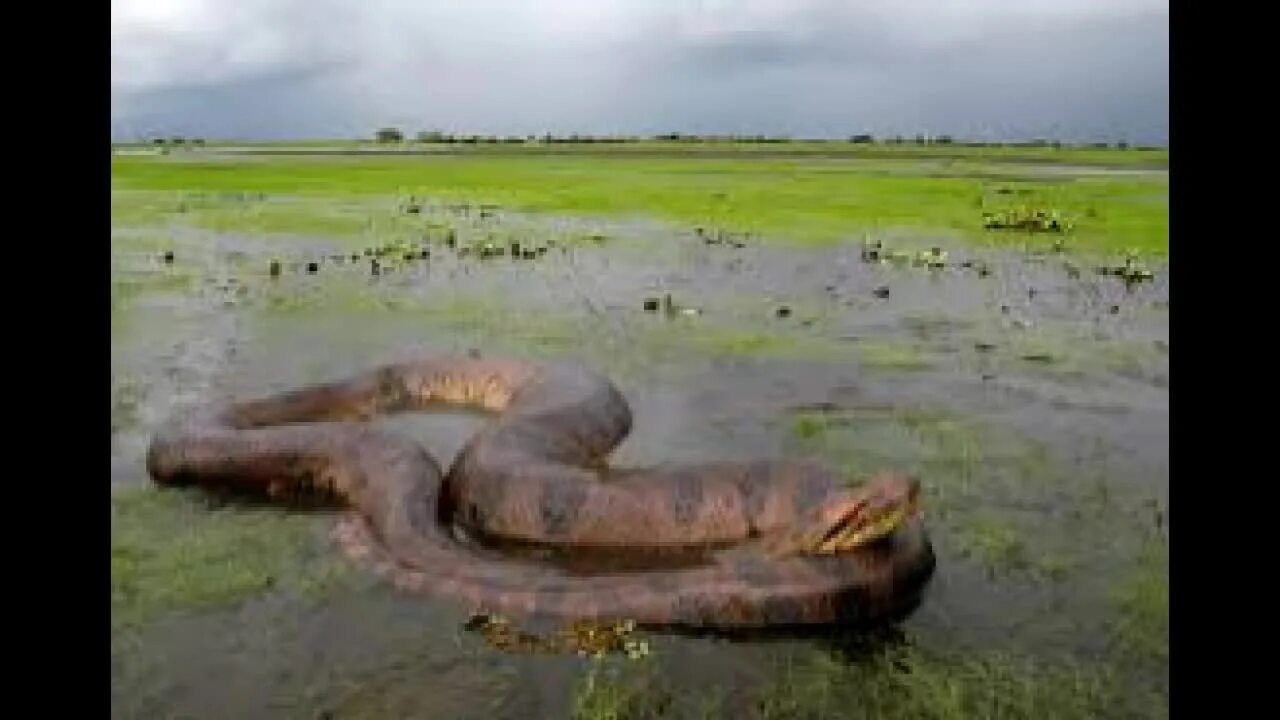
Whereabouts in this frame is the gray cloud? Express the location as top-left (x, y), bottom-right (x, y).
top-left (111, 0), bottom-right (1167, 143)
top-left (111, 62), bottom-right (364, 140)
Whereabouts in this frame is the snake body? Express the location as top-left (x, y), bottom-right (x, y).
top-left (147, 357), bottom-right (935, 628)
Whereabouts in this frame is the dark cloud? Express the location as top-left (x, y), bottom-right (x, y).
top-left (111, 63), bottom-right (362, 140)
top-left (603, 4), bottom-right (1168, 143)
top-left (111, 1), bottom-right (1167, 143)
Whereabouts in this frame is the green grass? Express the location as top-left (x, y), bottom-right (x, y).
top-left (112, 151), bottom-right (1167, 254)
top-left (854, 338), bottom-right (932, 370)
top-left (111, 488), bottom-right (354, 629)
top-left (180, 199), bottom-right (375, 237)
top-left (783, 404), bottom-right (1142, 586)
top-left (567, 643), bottom-right (1156, 720)
top-left (110, 253), bottom-right (202, 332)
top-left (254, 287), bottom-right (586, 356)
top-left (110, 269), bottom-right (197, 312)
top-left (1109, 541), bottom-right (1169, 664)
top-left (755, 647), bottom-right (1142, 720)
top-left (984, 331), bottom-right (1168, 382)
top-left (571, 658), bottom-right (675, 720)
top-left (683, 327), bottom-right (845, 360)
top-left (786, 404), bottom-right (1031, 503)
top-left (951, 517), bottom-right (1039, 578)
top-left (112, 190), bottom-right (414, 243)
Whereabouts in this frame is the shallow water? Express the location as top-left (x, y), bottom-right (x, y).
top-left (112, 195), bottom-right (1168, 718)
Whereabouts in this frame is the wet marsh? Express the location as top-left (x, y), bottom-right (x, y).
top-left (111, 147), bottom-right (1167, 719)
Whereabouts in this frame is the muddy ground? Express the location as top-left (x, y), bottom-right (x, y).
top-left (111, 193), bottom-right (1168, 719)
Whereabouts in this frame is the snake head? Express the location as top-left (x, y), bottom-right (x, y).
top-left (794, 472), bottom-right (921, 556)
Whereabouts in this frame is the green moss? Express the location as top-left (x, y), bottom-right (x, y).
top-left (111, 488), bottom-right (354, 629)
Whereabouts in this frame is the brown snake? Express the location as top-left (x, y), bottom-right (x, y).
top-left (147, 356), bottom-right (935, 628)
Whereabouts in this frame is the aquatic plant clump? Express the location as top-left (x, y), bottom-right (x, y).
top-left (1096, 251), bottom-right (1157, 285)
top-left (983, 207), bottom-right (1074, 233)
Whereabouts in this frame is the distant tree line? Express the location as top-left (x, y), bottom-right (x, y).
top-left (127, 129), bottom-right (1154, 151)
top-left (369, 127), bottom-right (1154, 150)
top-left (148, 137), bottom-right (206, 146)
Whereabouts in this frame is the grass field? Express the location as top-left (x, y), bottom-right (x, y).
top-left (113, 144), bottom-right (1167, 255)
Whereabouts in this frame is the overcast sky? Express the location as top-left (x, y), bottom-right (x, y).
top-left (111, 0), bottom-right (1168, 144)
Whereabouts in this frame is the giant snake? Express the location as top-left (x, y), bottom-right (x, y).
top-left (147, 356), bottom-right (935, 629)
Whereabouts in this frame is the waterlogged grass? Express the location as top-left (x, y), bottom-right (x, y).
top-left (232, 261), bottom-right (941, 374)
top-left (964, 328), bottom-right (1167, 384)
top-left (312, 656), bottom-right (518, 720)
top-left (754, 647), bottom-right (1142, 720)
top-left (784, 404), bottom-right (1138, 584)
top-left (684, 327), bottom-right (844, 360)
top-left (113, 190), bottom-right (422, 244)
top-left (571, 658), bottom-right (676, 720)
top-left (957, 515), bottom-right (1034, 576)
top-left (110, 254), bottom-right (203, 333)
top-left (185, 199), bottom-right (375, 238)
top-left (524, 315), bottom-right (933, 381)
top-left (111, 487), bottom-right (353, 629)
top-left (110, 225), bottom-right (245, 294)
top-left (112, 152), bottom-right (1167, 253)
top-left (416, 297), bottom-right (585, 354)
top-left (975, 180), bottom-right (1165, 255)
top-left (1109, 541), bottom-right (1169, 664)
top-left (112, 192), bottom-right (186, 227)
top-left (111, 225), bottom-right (182, 252)
top-left (110, 271), bottom-right (196, 316)
top-left (567, 644), bottom-right (1154, 720)
top-left (256, 285), bottom-right (586, 356)
top-left (789, 405), bottom-right (1026, 511)
top-left (853, 338), bottom-right (932, 371)
top-left (110, 145), bottom-right (1166, 717)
